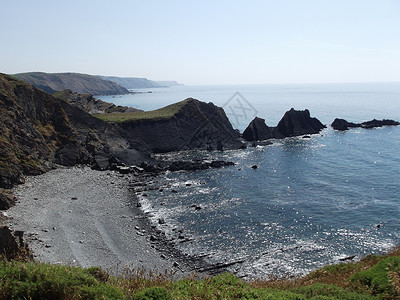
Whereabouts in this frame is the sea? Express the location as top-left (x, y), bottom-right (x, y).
top-left (97, 83), bottom-right (400, 279)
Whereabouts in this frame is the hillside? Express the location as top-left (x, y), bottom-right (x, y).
top-left (12, 72), bottom-right (129, 95)
top-left (53, 89), bottom-right (142, 114)
top-left (95, 98), bottom-right (245, 152)
top-left (99, 76), bottom-right (183, 89)
top-left (0, 73), bottom-right (143, 189)
top-left (99, 76), bottom-right (163, 89)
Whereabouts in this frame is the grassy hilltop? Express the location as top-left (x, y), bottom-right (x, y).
top-left (93, 99), bottom-right (191, 123)
top-left (1, 247), bottom-right (400, 299)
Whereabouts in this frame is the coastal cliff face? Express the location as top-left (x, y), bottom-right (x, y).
top-left (243, 108), bottom-right (326, 141)
top-left (119, 99), bottom-right (245, 153)
top-left (12, 72), bottom-right (129, 95)
top-left (0, 74), bottom-right (140, 188)
top-left (53, 89), bottom-right (142, 114)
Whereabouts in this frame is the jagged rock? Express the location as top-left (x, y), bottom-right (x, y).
top-left (331, 118), bottom-right (400, 130)
top-left (119, 98), bottom-right (245, 153)
top-left (94, 155), bottom-right (110, 171)
top-left (276, 108), bottom-right (326, 138)
top-left (243, 117), bottom-right (274, 141)
top-left (0, 192), bottom-right (16, 210)
top-left (243, 109), bottom-right (325, 141)
top-left (331, 118), bottom-right (359, 131)
top-left (0, 226), bottom-right (19, 257)
top-left (361, 119), bottom-right (400, 129)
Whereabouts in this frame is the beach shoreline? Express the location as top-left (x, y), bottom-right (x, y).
top-left (7, 165), bottom-right (208, 276)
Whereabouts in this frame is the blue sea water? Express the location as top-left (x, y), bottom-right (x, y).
top-left (98, 83), bottom-right (400, 278)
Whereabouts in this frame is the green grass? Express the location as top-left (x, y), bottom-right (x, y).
top-left (0, 261), bottom-right (124, 300)
top-left (93, 99), bottom-right (191, 123)
top-left (1, 248), bottom-right (400, 299)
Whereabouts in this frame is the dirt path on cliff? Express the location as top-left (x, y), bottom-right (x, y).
top-left (7, 166), bottom-right (182, 275)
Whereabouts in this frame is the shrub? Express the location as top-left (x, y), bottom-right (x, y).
top-left (0, 261), bottom-right (125, 300)
top-left (132, 286), bottom-right (171, 300)
top-left (351, 256), bottom-right (400, 296)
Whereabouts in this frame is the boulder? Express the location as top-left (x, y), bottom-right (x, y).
top-left (0, 192), bottom-right (16, 210)
top-left (0, 226), bottom-right (19, 257)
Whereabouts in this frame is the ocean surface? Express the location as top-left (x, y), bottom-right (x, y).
top-left (98, 83), bottom-right (400, 279)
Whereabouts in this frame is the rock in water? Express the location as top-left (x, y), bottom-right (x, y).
top-left (331, 118), bottom-right (359, 131)
top-left (242, 117), bottom-right (274, 141)
top-left (331, 118), bottom-right (400, 131)
top-left (276, 108), bottom-right (326, 138)
top-left (361, 119), bottom-right (400, 129)
top-left (242, 109), bottom-right (325, 141)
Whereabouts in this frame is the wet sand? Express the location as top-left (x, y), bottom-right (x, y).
top-left (8, 166), bottom-right (192, 275)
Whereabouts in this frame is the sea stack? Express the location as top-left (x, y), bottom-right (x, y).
top-left (243, 109), bottom-right (325, 141)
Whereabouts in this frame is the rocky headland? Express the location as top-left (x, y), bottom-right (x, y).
top-left (12, 72), bottom-right (130, 95)
top-left (114, 98), bottom-right (245, 153)
top-left (242, 108), bottom-right (326, 142)
top-left (53, 89), bottom-right (142, 114)
top-left (331, 118), bottom-right (400, 131)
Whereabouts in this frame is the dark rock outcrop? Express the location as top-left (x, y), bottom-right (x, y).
top-left (242, 117), bottom-right (274, 141)
top-left (12, 72), bottom-right (129, 95)
top-left (331, 118), bottom-right (359, 131)
top-left (53, 89), bottom-right (142, 114)
top-left (361, 119), bottom-right (400, 129)
top-left (243, 109), bottom-right (325, 141)
top-left (0, 73), bottom-right (145, 188)
top-left (119, 98), bottom-right (245, 152)
top-left (0, 226), bottom-right (19, 256)
top-left (275, 108), bottom-right (326, 138)
top-left (0, 192), bottom-right (16, 210)
top-left (331, 118), bottom-right (400, 131)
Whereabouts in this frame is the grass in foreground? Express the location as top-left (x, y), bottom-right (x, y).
top-left (1, 248), bottom-right (400, 299)
top-left (93, 99), bottom-right (190, 123)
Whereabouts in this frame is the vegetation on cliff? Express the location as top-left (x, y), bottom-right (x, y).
top-left (1, 247), bottom-right (400, 299)
top-left (94, 99), bottom-right (190, 123)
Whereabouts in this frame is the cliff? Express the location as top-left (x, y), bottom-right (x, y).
top-left (0, 73), bottom-right (143, 189)
top-left (53, 89), bottom-right (142, 114)
top-left (12, 72), bottom-right (129, 95)
top-left (97, 98), bottom-right (245, 152)
top-left (99, 76), bottom-right (163, 89)
top-left (243, 109), bottom-right (326, 141)
top-left (99, 76), bottom-right (183, 89)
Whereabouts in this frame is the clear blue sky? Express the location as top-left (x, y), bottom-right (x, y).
top-left (1, 0), bottom-right (400, 85)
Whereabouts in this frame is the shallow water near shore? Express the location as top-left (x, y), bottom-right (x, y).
top-left (100, 83), bottom-right (400, 279)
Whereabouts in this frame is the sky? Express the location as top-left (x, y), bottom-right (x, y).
top-left (1, 0), bottom-right (400, 85)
